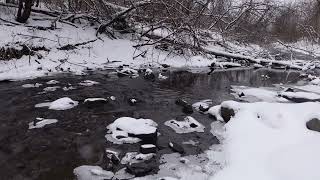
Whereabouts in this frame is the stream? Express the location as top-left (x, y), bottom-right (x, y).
top-left (0, 68), bottom-right (302, 180)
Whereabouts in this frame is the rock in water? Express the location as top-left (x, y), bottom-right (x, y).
top-left (199, 104), bottom-right (209, 112)
top-left (284, 87), bottom-right (294, 92)
top-left (306, 118), bottom-right (320, 132)
top-left (125, 161), bottom-right (156, 177)
top-left (128, 98), bottom-right (138, 106)
top-left (128, 129), bottom-right (158, 144)
top-left (182, 105), bottom-right (193, 114)
top-left (84, 98), bottom-right (108, 108)
top-left (140, 144), bottom-right (157, 154)
top-left (238, 92), bottom-right (245, 97)
top-left (175, 99), bottom-right (193, 114)
top-left (144, 68), bottom-right (156, 80)
top-left (220, 106), bottom-right (235, 123)
top-left (169, 141), bottom-right (185, 154)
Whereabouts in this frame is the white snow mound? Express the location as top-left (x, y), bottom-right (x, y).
top-left (106, 117), bottom-right (157, 144)
top-left (209, 101), bottom-right (320, 180)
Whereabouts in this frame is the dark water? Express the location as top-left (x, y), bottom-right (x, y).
top-left (0, 68), bottom-right (302, 180)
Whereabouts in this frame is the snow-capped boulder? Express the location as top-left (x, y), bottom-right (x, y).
top-left (35, 97), bottom-right (79, 110)
top-left (117, 67), bottom-right (139, 77)
top-left (208, 101), bottom-right (237, 123)
top-left (140, 144), bottom-right (157, 154)
top-left (121, 152), bottom-right (155, 165)
top-left (105, 117), bottom-right (158, 144)
top-left (158, 73), bottom-right (168, 80)
top-left (84, 98), bottom-right (108, 107)
top-left (192, 99), bottom-right (212, 113)
top-left (49, 97), bottom-right (79, 110)
top-left (78, 80), bottom-right (100, 86)
top-left (143, 68), bottom-right (156, 80)
top-left (28, 118), bottom-right (58, 129)
top-left (164, 116), bottom-right (205, 133)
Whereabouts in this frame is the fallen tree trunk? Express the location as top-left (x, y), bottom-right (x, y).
top-left (137, 32), bottom-right (303, 70)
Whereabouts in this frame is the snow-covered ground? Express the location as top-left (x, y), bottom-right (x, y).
top-left (1, 6), bottom-right (320, 81)
top-left (208, 101), bottom-right (320, 180)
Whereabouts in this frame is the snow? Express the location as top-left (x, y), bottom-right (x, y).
top-left (0, 8), bottom-right (315, 81)
top-left (294, 85), bottom-right (320, 94)
top-left (145, 68), bottom-right (153, 75)
top-left (192, 99), bottom-right (213, 113)
top-left (78, 80), bottom-right (100, 86)
top-left (141, 144), bottom-right (156, 148)
top-left (311, 78), bottom-right (320, 85)
top-left (105, 117), bottom-right (158, 144)
top-left (22, 83), bottom-right (42, 88)
top-left (279, 91), bottom-right (320, 100)
top-left (84, 98), bottom-right (107, 102)
top-left (73, 165), bottom-right (114, 180)
top-left (49, 97), bottom-right (79, 110)
top-left (43, 86), bottom-right (60, 92)
top-left (117, 67), bottom-right (139, 77)
top-left (158, 73), bottom-right (168, 80)
top-left (46, 80), bottom-right (59, 85)
top-left (35, 97), bottom-right (78, 110)
top-left (231, 86), bottom-right (288, 102)
top-left (110, 96), bottom-right (116, 101)
top-left (164, 116), bottom-right (205, 133)
top-left (208, 101), bottom-right (320, 180)
top-left (62, 86), bottom-right (76, 91)
top-left (28, 118), bottom-right (58, 129)
top-left (121, 152), bottom-right (155, 164)
top-left (135, 153), bottom-right (210, 180)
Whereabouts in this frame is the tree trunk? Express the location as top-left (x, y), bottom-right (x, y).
top-left (16, 0), bottom-right (32, 23)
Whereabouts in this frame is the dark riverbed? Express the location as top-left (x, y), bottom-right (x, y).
top-left (0, 68), bottom-right (302, 180)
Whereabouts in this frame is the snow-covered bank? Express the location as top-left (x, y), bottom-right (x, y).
top-left (208, 101), bottom-right (320, 180)
top-left (1, 7), bottom-right (320, 81)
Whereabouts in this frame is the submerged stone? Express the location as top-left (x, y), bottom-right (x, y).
top-left (125, 161), bottom-right (156, 177)
top-left (169, 141), bottom-right (185, 154)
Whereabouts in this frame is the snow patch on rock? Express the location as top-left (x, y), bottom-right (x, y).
top-left (165, 116), bottom-right (205, 134)
top-left (28, 118), bottom-right (58, 129)
top-left (121, 152), bottom-right (155, 164)
top-left (106, 117), bottom-right (158, 144)
top-left (79, 80), bottom-right (100, 86)
top-left (46, 80), bottom-right (59, 85)
top-left (22, 83), bottom-right (42, 88)
top-left (231, 86), bottom-right (288, 102)
top-left (35, 97), bottom-right (78, 110)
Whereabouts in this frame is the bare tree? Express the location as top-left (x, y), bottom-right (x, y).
top-left (16, 0), bottom-right (33, 23)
